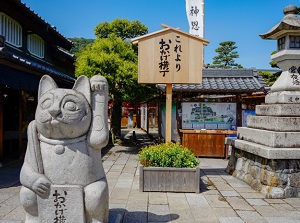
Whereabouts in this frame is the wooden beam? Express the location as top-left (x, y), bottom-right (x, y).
top-left (19, 91), bottom-right (23, 158)
top-left (0, 87), bottom-right (3, 163)
top-left (165, 83), bottom-right (172, 142)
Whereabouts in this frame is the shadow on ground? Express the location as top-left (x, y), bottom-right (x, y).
top-left (110, 208), bottom-right (179, 223)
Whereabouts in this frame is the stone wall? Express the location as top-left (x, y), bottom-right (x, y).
top-left (226, 146), bottom-right (300, 198)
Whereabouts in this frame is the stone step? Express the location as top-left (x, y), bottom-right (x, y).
top-left (265, 91), bottom-right (300, 104)
top-left (233, 139), bottom-right (300, 159)
top-left (247, 116), bottom-right (300, 131)
top-left (256, 104), bottom-right (300, 117)
top-left (237, 127), bottom-right (300, 148)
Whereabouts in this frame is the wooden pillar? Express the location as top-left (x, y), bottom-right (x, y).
top-left (146, 101), bottom-right (149, 134)
top-left (236, 94), bottom-right (242, 127)
top-left (18, 91), bottom-right (23, 157)
top-left (0, 87), bottom-right (3, 163)
top-left (158, 101), bottom-right (161, 142)
top-left (165, 83), bottom-right (172, 142)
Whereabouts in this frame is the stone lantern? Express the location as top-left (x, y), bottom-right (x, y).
top-left (225, 5), bottom-right (300, 199)
top-left (260, 5), bottom-right (300, 103)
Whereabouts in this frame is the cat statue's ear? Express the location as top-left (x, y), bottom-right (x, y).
top-left (38, 75), bottom-right (58, 101)
top-left (73, 75), bottom-right (91, 104)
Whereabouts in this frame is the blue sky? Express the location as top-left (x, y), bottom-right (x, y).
top-left (21, 0), bottom-right (299, 69)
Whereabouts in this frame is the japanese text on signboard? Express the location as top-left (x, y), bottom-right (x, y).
top-left (159, 35), bottom-right (183, 77)
top-left (289, 66), bottom-right (300, 85)
top-left (53, 190), bottom-right (68, 223)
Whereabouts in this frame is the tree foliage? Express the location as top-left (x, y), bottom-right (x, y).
top-left (94, 19), bottom-right (148, 41)
top-left (268, 50), bottom-right (280, 68)
top-left (75, 35), bottom-right (136, 82)
top-left (211, 41), bottom-right (243, 69)
top-left (75, 19), bottom-right (156, 139)
top-left (258, 70), bottom-right (281, 86)
top-left (69, 37), bottom-right (94, 56)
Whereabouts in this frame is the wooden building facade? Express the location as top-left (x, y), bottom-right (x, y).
top-left (0, 0), bottom-right (75, 165)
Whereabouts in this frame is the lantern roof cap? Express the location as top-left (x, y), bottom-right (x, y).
top-left (259, 5), bottom-right (300, 40)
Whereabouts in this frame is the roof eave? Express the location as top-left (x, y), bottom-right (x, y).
top-left (132, 25), bottom-right (209, 46)
top-left (260, 16), bottom-right (300, 40)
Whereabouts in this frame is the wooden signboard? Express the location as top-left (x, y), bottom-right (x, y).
top-left (132, 26), bottom-right (209, 142)
top-left (132, 26), bottom-right (209, 84)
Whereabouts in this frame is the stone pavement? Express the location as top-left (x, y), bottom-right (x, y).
top-left (1, 128), bottom-right (300, 223)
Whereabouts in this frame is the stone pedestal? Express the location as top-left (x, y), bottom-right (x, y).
top-left (226, 102), bottom-right (300, 198)
top-left (225, 69), bottom-right (300, 198)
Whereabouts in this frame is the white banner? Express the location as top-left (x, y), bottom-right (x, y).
top-left (186, 0), bottom-right (204, 37)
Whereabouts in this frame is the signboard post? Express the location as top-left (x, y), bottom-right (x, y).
top-left (165, 83), bottom-right (172, 142)
top-left (132, 26), bottom-right (209, 142)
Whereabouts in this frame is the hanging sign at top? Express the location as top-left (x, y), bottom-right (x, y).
top-left (186, 0), bottom-right (204, 37)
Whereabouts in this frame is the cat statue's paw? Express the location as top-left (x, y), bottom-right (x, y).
top-left (90, 76), bottom-right (108, 92)
top-left (32, 176), bottom-right (51, 197)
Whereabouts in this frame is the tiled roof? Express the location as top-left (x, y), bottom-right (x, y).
top-left (157, 69), bottom-right (270, 93)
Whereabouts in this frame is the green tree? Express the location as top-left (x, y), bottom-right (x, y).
top-left (259, 51), bottom-right (281, 86)
top-left (269, 50), bottom-right (279, 68)
top-left (94, 19), bottom-right (148, 40)
top-left (75, 19), bottom-right (156, 140)
top-left (69, 37), bottom-right (94, 56)
top-left (211, 41), bottom-right (243, 68)
top-left (258, 70), bottom-right (281, 86)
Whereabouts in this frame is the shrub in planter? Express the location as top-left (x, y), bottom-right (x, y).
top-left (138, 142), bottom-right (200, 193)
top-left (138, 142), bottom-right (199, 168)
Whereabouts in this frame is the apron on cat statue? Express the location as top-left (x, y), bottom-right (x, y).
top-left (20, 75), bottom-right (109, 223)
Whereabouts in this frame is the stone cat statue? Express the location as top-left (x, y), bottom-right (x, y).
top-left (20, 75), bottom-right (109, 223)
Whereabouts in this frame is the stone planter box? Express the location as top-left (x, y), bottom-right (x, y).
top-left (139, 165), bottom-right (200, 193)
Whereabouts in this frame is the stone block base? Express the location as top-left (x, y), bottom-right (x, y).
top-left (256, 103), bottom-right (300, 117)
top-left (226, 147), bottom-right (300, 198)
top-left (265, 91), bottom-right (300, 104)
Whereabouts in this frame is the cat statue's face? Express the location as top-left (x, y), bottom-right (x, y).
top-left (35, 75), bottom-right (92, 139)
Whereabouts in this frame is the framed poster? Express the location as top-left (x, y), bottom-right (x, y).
top-left (181, 102), bottom-right (236, 130)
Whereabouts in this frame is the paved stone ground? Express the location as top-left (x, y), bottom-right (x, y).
top-left (1, 128), bottom-right (300, 223)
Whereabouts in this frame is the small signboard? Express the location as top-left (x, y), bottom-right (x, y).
top-left (132, 26), bottom-right (209, 84)
top-left (38, 185), bottom-right (85, 223)
top-left (132, 25), bottom-right (209, 142)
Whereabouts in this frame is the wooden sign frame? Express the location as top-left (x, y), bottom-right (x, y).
top-left (132, 26), bottom-right (209, 142)
top-left (132, 26), bottom-right (209, 84)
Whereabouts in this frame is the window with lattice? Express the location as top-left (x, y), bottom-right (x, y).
top-left (27, 34), bottom-right (45, 58)
top-left (0, 12), bottom-right (22, 47)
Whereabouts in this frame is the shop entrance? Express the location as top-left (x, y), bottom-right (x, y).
top-left (0, 87), bottom-right (37, 165)
top-left (2, 87), bottom-right (20, 163)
